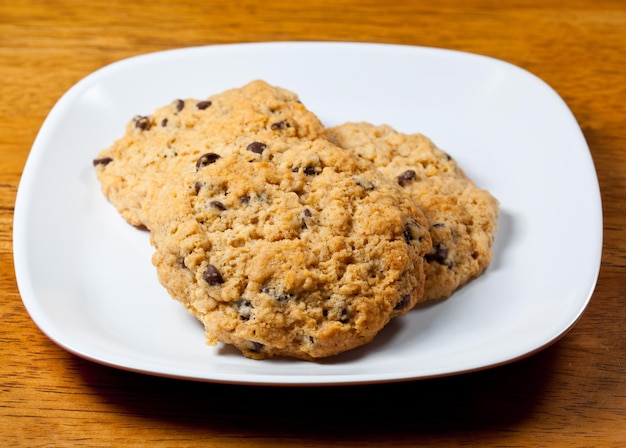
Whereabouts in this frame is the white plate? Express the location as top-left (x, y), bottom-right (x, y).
top-left (13, 42), bottom-right (602, 386)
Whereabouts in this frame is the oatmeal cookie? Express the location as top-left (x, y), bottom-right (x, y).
top-left (93, 80), bottom-right (326, 228)
top-left (327, 122), bottom-right (499, 301)
top-left (144, 134), bottom-right (432, 360)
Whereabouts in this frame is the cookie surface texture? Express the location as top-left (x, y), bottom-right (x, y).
top-left (326, 122), bottom-right (499, 301)
top-left (93, 80), bottom-right (326, 228)
top-left (145, 134), bottom-right (432, 360)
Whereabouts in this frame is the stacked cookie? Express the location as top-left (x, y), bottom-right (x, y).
top-left (93, 80), bottom-right (498, 361)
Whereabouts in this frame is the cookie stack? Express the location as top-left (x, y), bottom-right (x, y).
top-left (93, 81), bottom-right (498, 361)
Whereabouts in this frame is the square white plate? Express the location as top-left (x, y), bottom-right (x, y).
top-left (13, 42), bottom-right (602, 385)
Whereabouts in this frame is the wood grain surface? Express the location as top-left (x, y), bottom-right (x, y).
top-left (1, 0), bottom-right (625, 446)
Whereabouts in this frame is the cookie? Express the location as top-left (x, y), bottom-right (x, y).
top-left (326, 122), bottom-right (499, 301)
top-left (144, 133), bottom-right (432, 360)
top-left (93, 80), bottom-right (326, 228)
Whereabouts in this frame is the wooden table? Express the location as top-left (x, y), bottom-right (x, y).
top-left (1, 0), bottom-right (624, 446)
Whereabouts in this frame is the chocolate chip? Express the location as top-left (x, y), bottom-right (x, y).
top-left (247, 341), bottom-right (264, 353)
top-left (236, 299), bottom-right (254, 321)
top-left (161, 118), bottom-right (168, 127)
top-left (196, 100), bottom-right (212, 110)
top-left (397, 169), bottom-right (417, 186)
top-left (209, 200), bottom-right (226, 211)
top-left (93, 157), bottom-right (113, 167)
top-left (196, 152), bottom-right (221, 171)
top-left (432, 223), bottom-right (446, 228)
top-left (134, 115), bottom-right (151, 131)
top-left (194, 181), bottom-right (203, 194)
top-left (339, 308), bottom-right (350, 324)
top-left (203, 264), bottom-right (224, 285)
top-left (303, 165), bottom-right (318, 175)
top-left (239, 194), bottom-right (250, 204)
top-left (301, 208), bottom-right (313, 229)
top-left (246, 141), bottom-right (266, 154)
top-left (175, 99), bottom-right (185, 112)
top-left (425, 243), bottom-right (449, 265)
top-left (403, 221), bottom-right (418, 244)
top-left (270, 120), bottom-right (290, 130)
top-left (394, 294), bottom-right (411, 311)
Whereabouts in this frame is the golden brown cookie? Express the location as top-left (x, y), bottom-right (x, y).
top-left (144, 133), bottom-right (432, 360)
top-left (327, 122), bottom-right (499, 301)
top-left (93, 80), bottom-right (326, 228)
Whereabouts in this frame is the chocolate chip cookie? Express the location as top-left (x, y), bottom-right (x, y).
top-left (93, 80), bottom-right (326, 228)
top-left (144, 134), bottom-right (432, 360)
top-left (327, 122), bottom-right (499, 301)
